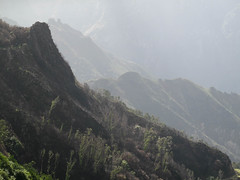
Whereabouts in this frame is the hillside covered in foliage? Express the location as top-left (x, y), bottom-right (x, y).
top-left (91, 72), bottom-right (240, 162)
top-left (0, 20), bottom-right (236, 179)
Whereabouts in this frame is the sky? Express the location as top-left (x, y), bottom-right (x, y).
top-left (1, 0), bottom-right (240, 93)
top-left (0, 0), bottom-right (100, 30)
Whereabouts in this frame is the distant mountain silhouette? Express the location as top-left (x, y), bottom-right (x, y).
top-left (48, 19), bottom-right (148, 82)
top-left (86, 0), bottom-right (240, 93)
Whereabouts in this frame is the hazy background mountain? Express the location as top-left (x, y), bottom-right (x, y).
top-left (48, 19), bottom-right (148, 82)
top-left (1, 0), bottom-right (240, 92)
top-left (90, 72), bottom-right (240, 161)
top-left (85, 0), bottom-right (240, 93)
top-left (0, 17), bottom-right (18, 26)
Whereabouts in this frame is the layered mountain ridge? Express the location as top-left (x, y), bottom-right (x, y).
top-left (85, 0), bottom-right (240, 93)
top-left (91, 72), bottom-right (240, 162)
top-left (48, 19), bottom-right (148, 82)
top-left (0, 20), bottom-right (235, 179)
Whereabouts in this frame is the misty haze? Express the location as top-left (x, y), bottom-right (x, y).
top-left (1, 0), bottom-right (240, 92)
top-left (0, 0), bottom-right (240, 179)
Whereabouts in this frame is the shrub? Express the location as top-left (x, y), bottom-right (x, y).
top-left (0, 152), bottom-right (52, 180)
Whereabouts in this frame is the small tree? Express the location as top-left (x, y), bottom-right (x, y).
top-left (65, 150), bottom-right (76, 180)
top-left (143, 128), bottom-right (156, 152)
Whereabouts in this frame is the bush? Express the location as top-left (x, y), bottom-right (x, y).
top-left (0, 152), bottom-right (52, 180)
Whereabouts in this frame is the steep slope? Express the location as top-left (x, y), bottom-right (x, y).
top-left (48, 19), bottom-right (148, 82)
top-left (0, 20), bottom-right (235, 179)
top-left (91, 72), bottom-right (240, 161)
top-left (0, 19), bottom-right (108, 179)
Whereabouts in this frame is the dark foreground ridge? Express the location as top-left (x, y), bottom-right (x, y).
top-left (0, 19), bottom-right (235, 179)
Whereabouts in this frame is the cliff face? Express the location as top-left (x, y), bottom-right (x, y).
top-left (0, 21), bottom-right (107, 179)
top-left (0, 20), bottom-right (235, 179)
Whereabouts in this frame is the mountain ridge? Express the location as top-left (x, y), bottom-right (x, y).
top-left (0, 19), bottom-right (235, 179)
top-left (48, 19), bottom-right (149, 82)
top-left (86, 0), bottom-right (240, 93)
top-left (90, 71), bottom-right (240, 162)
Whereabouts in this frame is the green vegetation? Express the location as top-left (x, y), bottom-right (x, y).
top-left (47, 150), bottom-right (54, 174)
top-left (110, 160), bottom-right (130, 180)
top-left (40, 149), bottom-right (45, 174)
top-left (0, 119), bottom-right (23, 157)
top-left (234, 168), bottom-right (240, 178)
top-left (65, 150), bottom-right (76, 180)
top-left (78, 128), bottom-right (112, 173)
top-left (143, 128), bottom-right (156, 151)
top-left (49, 96), bottom-right (60, 116)
top-left (233, 162), bottom-right (240, 178)
top-left (0, 152), bottom-right (52, 180)
top-left (91, 71), bottom-right (240, 162)
top-left (155, 136), bottom-right (173, 173)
